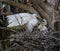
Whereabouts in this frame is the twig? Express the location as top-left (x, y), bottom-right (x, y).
top-left (0, 27), bottom-right (17, 33)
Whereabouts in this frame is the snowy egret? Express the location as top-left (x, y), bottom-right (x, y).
top-left (7, 13), bottom-right (40, 32)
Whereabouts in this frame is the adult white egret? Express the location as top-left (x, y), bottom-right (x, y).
top-left (7, 13), bottom-right (39, 32)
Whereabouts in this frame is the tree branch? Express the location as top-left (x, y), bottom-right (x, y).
top-left (0, 27), bottom-right (16, 33)
top-left (32, 0), bottom-right (53, 17)
top-left (0, 0), bottom-right (38, 14)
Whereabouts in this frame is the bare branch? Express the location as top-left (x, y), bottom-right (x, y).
top-left (0, 27), bottom-right (16, 33)
top-left (0, 0), bottom-right (38, 14)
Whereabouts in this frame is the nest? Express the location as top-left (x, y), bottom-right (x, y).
top-left (0, 0), bottom-right (60, 51)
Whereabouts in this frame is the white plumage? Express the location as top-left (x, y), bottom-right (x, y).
top-left (7, 13), bottom-right (32, 27)
top-left (7, 13), bottom-right (39, 32)
top-left (7, 13), bottom-right (48, 32)
top-left (27, 17), bottom-right (38, 32)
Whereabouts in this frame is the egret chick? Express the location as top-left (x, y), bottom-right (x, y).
top-left (38, 19), bottom-right (48, 32)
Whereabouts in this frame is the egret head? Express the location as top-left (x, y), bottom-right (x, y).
top-left (32, 14), bottom-right (38, 18)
